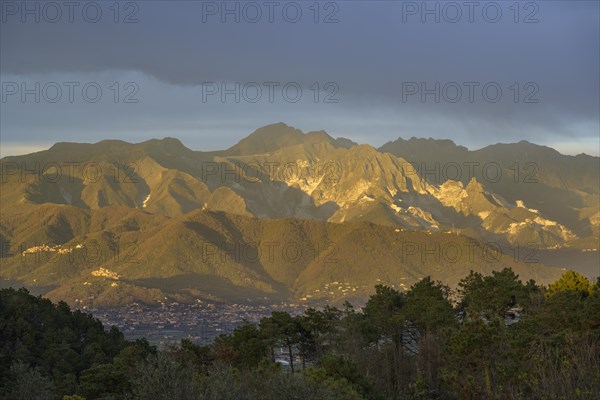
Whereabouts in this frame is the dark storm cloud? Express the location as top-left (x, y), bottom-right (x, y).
top-left (1, 1), bottom-right (598, 154)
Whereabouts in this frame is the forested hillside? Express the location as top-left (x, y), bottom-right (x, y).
top-left (1, 268), bottom-right (599, 400)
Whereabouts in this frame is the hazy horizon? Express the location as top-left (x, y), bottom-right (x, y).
top-left (1, 122), bottom-right (599, 159)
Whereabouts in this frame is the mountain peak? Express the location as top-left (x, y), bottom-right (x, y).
top-left (44, 140), bottom-right (133, 158)
top-left (465, 177), bottom-right (485, 193)
top-left (479, 140), bottom-right (560, 158)
top-left (379, 136), bottom-right (468, 158)
top-left (224, 123), bottom-right (303, 155)
top-left (162, 136), bottom-right (185, 144)
top-left (224, 123), bottom-right (355, 156)
top-left (143, 137), bottom-right (186, 147)
top-left (138, 137), bottom-right (192, 156)
top-left (332, 136), bottom-right (358, 149)
top-left (305, 129), bottom-right (335, 142)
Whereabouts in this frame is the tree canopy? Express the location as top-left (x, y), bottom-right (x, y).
top-left (1, 269), bottom-right (599, 399)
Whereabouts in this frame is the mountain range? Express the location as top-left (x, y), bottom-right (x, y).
top-left (1, 123), bottom-right (598, 306)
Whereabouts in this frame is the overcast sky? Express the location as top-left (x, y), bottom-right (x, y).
top-left (1, 0), bottom-right (599, 157)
